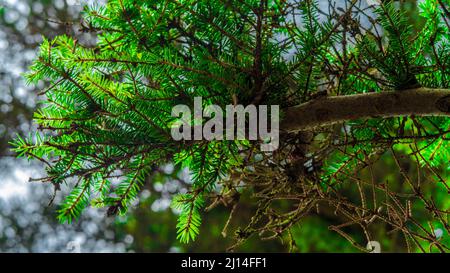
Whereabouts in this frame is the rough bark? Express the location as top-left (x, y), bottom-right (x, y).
top-left (281, 88), bottom-right (450, 132)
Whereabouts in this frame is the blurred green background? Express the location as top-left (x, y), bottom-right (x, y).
top-left (0, 0), bottom-right (447, 253)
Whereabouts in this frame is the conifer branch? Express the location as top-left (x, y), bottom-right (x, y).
top-left (282, 88), bottom-right (450, 132)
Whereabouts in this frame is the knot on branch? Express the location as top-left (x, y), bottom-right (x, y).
top-left (436, 95), bottom-right (450, 113)
top-left (315, 108), bottom-right (331, 121)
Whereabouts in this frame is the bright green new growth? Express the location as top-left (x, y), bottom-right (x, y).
top-left (11, 0), bottom-right (450, 249)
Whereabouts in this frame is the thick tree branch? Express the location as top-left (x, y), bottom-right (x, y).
top-left (282, 88), bottom-right (450, 132)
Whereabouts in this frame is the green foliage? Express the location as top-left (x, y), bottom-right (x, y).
top-left (172, 193), bottom-right (205, 243)
top-left (58, 177), bottom-right (91, 223)
top-left (10, 0), bottom-right (450, 250)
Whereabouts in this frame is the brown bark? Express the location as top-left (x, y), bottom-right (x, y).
top-left (281, 88), bottom-right (450, 132)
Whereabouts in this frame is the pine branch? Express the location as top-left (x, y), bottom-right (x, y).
top-left (282, 88), bottom-right (450, 132)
